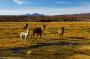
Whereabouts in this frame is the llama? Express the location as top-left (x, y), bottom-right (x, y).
top-left (23, 24), bottom-right (28, 29)
top-left (31, 25), bottom-right (46, 39)
top-left (58, 27), bottom-right (64, 38)
top-left (20, 28), bottom-right (29, 42)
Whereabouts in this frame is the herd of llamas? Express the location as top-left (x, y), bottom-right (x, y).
top-left (20, 24), bottom-right (64, 42)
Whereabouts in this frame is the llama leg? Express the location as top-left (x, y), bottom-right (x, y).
top-left (32, 34), bottom-right (34, 38)
top-left (36, 34), bottom-right (39, 39)
top-left (40, 34), bottom-right (42, 38)
top-left (25, 35), bottom-right (27, 43)
top-left (31, 33), bottom-right (34, 38)
top-left (31, 34), bottom-right (32, 38)
top-left (33, 33), bottom-right (35, 38)
top-left (61, 33), bottom-right (64, 39)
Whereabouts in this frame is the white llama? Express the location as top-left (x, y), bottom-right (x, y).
top-left (20, 29), bottom-right (29, 42)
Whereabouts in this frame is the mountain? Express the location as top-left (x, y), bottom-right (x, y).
top-left (0, 13), bottom-right (90, 22)
top-left (24, 13), bottom-right (44, 16)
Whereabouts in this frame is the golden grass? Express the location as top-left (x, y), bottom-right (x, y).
top-left (0, 22), bottom-right (90, 58)
top-left (0, 22), bottom-right (90, 47)
top-left (67, 54), bottom-right (90, 59)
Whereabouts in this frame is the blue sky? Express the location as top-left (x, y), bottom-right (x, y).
top-left (0, 0), bottom-right (90, 15)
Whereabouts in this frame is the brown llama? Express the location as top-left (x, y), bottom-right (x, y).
top-left (31, 25), bottom-right (46, 39)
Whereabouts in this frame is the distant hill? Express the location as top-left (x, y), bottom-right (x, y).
top-left (52, 13), bottom-right (90, 21)
top-left (0, 13), bottom-right (90, 22)
top-left (72, 13), bottom-right (90, 16)
top-left (53, 13), bottom-right (90, 17)
top-left (24, 13), bottom-right (44, 16)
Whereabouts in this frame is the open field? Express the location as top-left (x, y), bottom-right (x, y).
top-left (0, 22), bottom-right (90, 59)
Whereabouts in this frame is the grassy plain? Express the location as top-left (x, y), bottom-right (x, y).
top-left (0, 22), bottom-right (90, 59)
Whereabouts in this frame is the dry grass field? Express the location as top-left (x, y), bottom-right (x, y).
top-left (0, 22), bottom-right (90, 59)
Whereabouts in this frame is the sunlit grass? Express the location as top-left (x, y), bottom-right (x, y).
top-left (0, 22), bottom-right (90, 58)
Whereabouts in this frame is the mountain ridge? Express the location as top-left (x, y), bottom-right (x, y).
top-left (24, 13), bottom-right (44, 16)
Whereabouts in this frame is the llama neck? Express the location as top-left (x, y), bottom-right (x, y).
top-left (26, 29), bottom-right (29, 34)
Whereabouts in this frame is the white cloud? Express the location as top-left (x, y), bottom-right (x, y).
top-left (0, 3), bottom-right (90, 15)
top-left (13, 0), bottom-right (26, 5)
top-left (56, 1), bottom-right (70, 4)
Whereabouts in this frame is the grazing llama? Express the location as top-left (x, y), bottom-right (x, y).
top-left (20, 28), bottom-right (29, 42)
top-left (31, 25), bottom-right (46, 39)
top-left (58, 27), bottom-right (64, 38)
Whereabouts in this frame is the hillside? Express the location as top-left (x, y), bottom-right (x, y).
top-left (0, 13), bottom-right (90, 22)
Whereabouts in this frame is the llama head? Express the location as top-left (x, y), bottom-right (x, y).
top-left (42, 25), bottom-right (46, 31)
